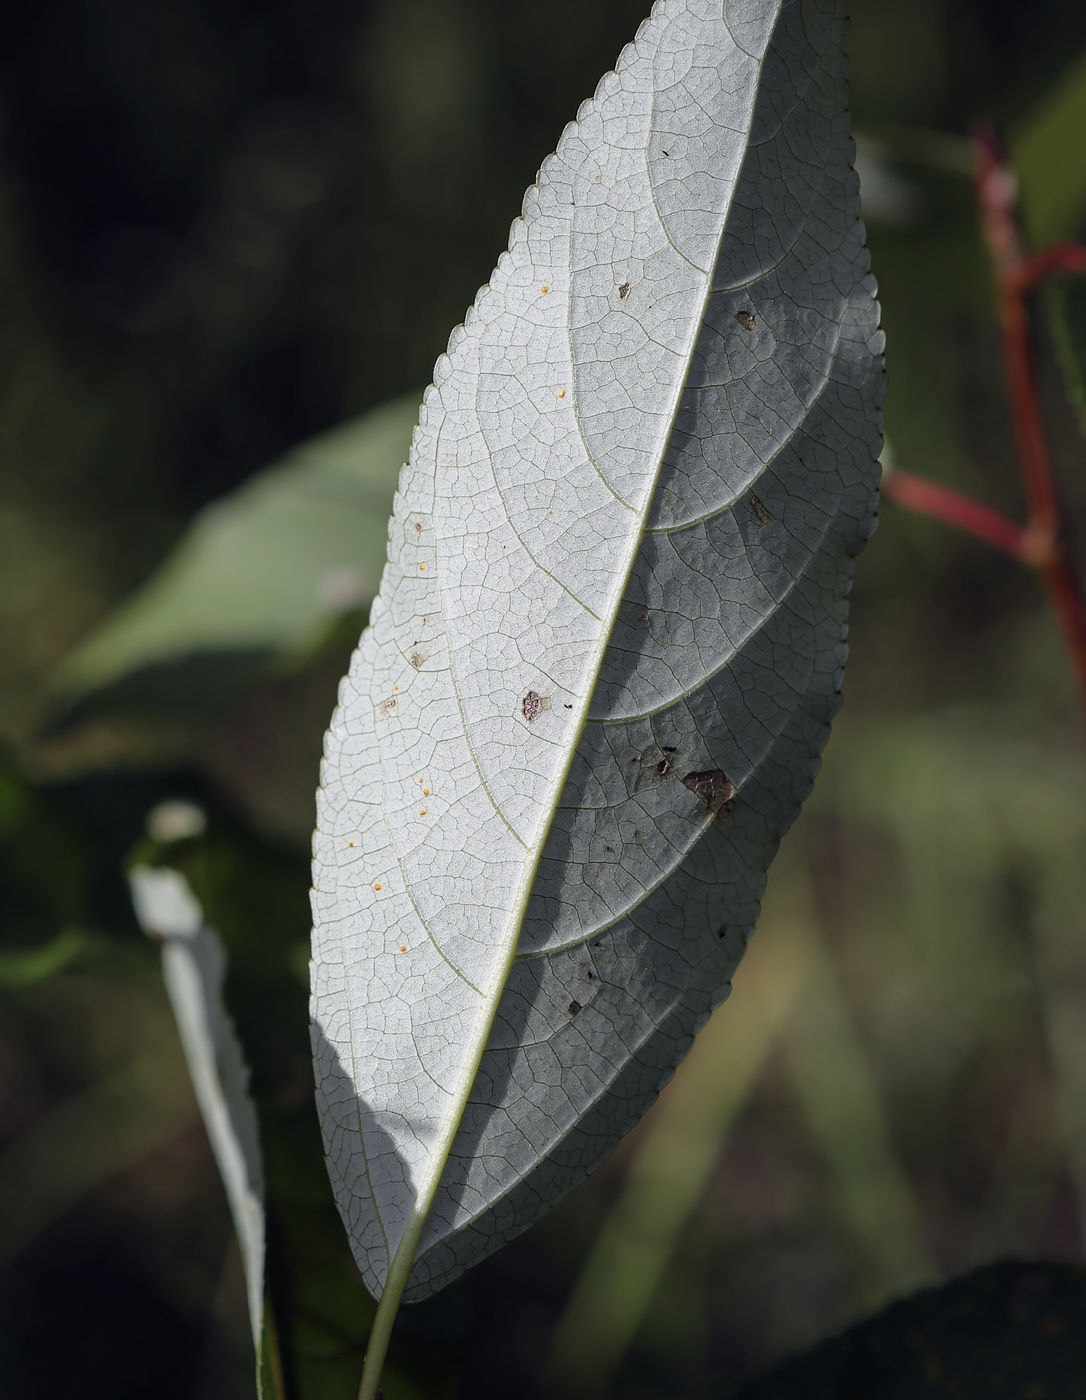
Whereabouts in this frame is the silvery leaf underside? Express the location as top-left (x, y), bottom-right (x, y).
top-left (311, 0), bottom-right (882, 1302)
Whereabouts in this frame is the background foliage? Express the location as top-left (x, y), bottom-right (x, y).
top-left (3, 1), bottom-right (1086, 1397)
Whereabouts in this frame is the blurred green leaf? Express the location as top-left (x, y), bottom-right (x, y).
top-left (0, 766), bottom-right (28, 843)
top-left (1047, 274), bottom-right (1086, 441)
top-left (0, 763), bottom-right (93, 942)
top-left (0, 1034), bottom-right (198, 1271)
top-left (1012, 51), bottom-right (1086, 245)
top-left (0, 928), bottom-right (85, 990)
top-left (54, 395), bottom-right (418, 728)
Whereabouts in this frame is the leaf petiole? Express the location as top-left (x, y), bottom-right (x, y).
top-left (355, 1215), bottom-right (423, 1400)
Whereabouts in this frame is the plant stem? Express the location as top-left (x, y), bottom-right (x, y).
top-left (357, 1282), bottom-right (399, 1400)
top-left (972, 123), bottom-right (1086, 710)
top-left (880, 470), bottom-right (1028, 559)
top-left (882, 124), bottom-right (1086, 714)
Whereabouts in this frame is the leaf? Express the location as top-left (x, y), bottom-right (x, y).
top-left (129, 864), bottom-right (268, 1369)
top-left (138, 809), bottom-right (382, 1400)
top-left (1047, 274), bottom-right (1086, 442)
top-left (1012, 50), bottom-right (1086, 246)
top-left (312, 0), bottom-right (882, 1323)
top-left (54, 395), bottom-right (418, 726)
top-left (0, 928), bottom-right (85, 990)
top-left (731, 1261), bottom-right (1086, 1400)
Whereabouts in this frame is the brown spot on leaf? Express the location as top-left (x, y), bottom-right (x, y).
top-left (376, 697), bottom-right (398, 718)
top-left (408, 650), bottom-right (424, 669)
top-left (617, 282), bottom-right (631, 300)
top-left (540, 284), bottom-right (550, 294)
top-left (522, 691), bottom-right (551, 722)
top-left (568, 1000), bottom-right (583, 1017)
top-left (736, 309), bottom-right (757, 331)
top-left (655, 758), bottom-right (671, 776)
top-left (682, 770), bottom-right (736, 818)
top-left (749, 494), bottom-right (773, 525)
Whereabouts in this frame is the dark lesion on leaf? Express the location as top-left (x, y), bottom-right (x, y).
top-left (630, 742), bottom-right (679, 794)
top-left (617, 281), bottom-right (631, 300)
top-left (749, 494), bottom-right (773, 525)
top-left (735, 309), bottom-right (757, 331)
top-left (682, 769), bottom-right (736, 818)
top-left (568, 999), bottom-right (582, 1017)
top-left (522, 690), bottom-right (551, 722)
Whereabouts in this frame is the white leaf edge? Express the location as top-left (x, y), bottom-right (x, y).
top-left (130, 865), bottom-right (266, 1349)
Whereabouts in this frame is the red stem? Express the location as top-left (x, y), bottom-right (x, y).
top-left (888, 124), bottom-right (1086, 711)
top-left (1012, 243), bottom-right (1086, 293)
top-left (972, 124), bottom-right (1086, 712)
top-left (881, 471), bottom-right (1029, 559)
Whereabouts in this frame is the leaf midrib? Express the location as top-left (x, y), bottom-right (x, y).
top-left (373, 8), bottom-right (777, 1308)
